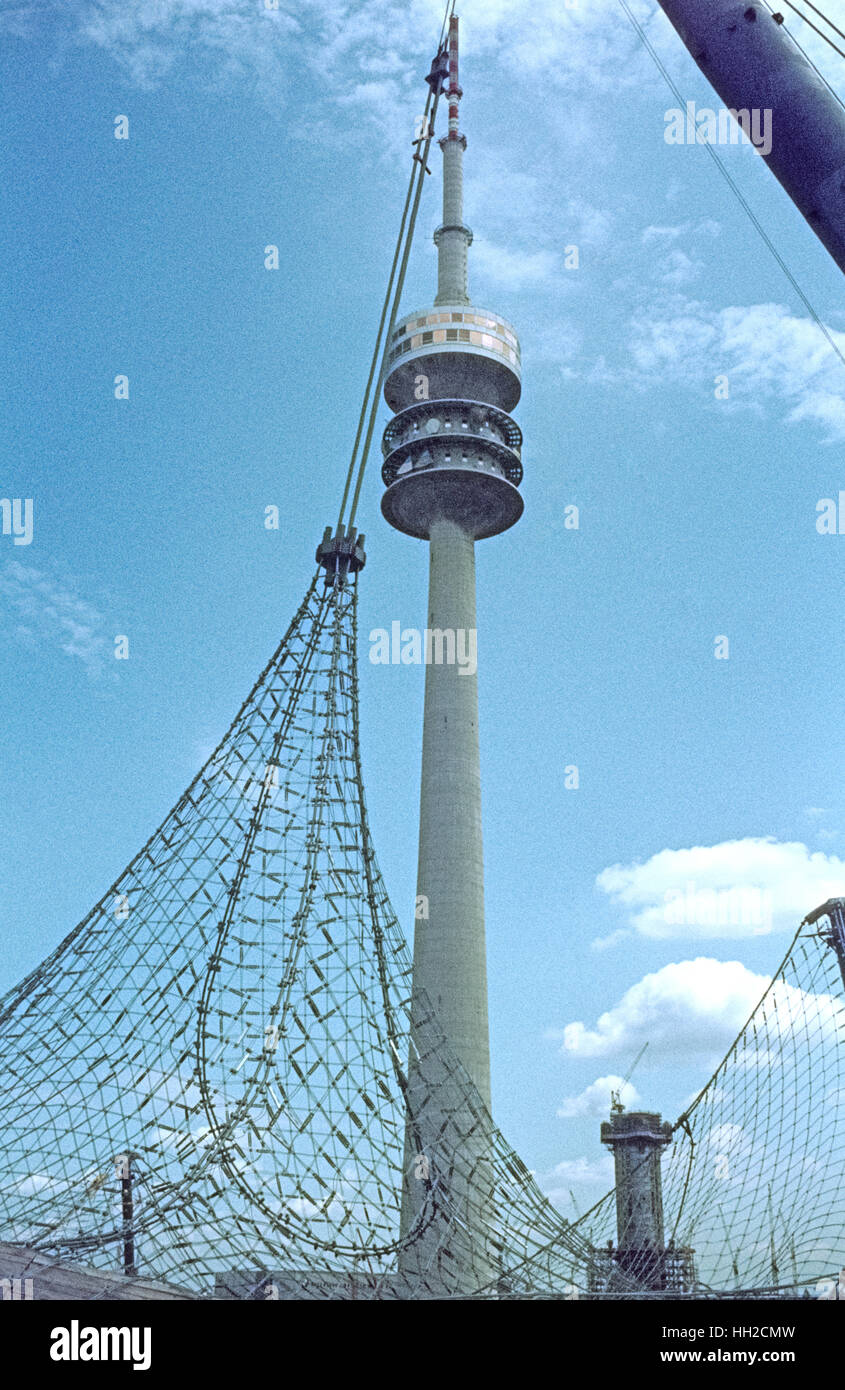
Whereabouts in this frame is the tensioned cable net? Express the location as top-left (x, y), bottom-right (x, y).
top-left (660, 911), bottom-right (845, 1296)
top-left (1, 563), bottom-right (843, 1299)
top-left (503, 906), bottom-right (845, 1300)
top-left (0, 567), bottom-right (592, 1300)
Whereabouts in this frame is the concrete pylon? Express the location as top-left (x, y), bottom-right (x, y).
top-left (601, 1108), bottom-right (673, 1290)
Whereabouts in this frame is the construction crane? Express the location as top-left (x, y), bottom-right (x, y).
top-left (610, 1042), bottom-right (649, 1114)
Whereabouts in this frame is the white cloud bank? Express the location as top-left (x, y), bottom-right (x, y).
top-left (557, 956), bottom-right (844, 1062)
top-left (558, 957), bottom-right (768, 1061)
top-left (596, 837), bottom-right (845, 941)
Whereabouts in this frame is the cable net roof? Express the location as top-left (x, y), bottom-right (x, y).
top-left (0, 574), bottom-right (588, 1297)
top-left (659, 918), bottom-right (845, 1294)
top-left (0, 571), bottom-right (842, 1299)
top-left (507, 912), bottom-right (845, 1300)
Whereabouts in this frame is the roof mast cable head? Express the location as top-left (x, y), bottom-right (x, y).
top-left (316, 524), bottom-right (366, 587)
top-left (426, 42), bottom-right (450, 94)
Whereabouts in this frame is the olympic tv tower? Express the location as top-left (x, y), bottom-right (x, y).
top-left (380, 15), bottom-right (524, 1288)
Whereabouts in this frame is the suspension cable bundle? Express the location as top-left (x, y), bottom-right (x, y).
top-left (317, 1), bottom-right (454, 588)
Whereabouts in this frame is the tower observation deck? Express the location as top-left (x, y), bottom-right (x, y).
top-left (381, 14), bottom-right (524, 1293)
top-left (381, 35), bottom-right (523, 545)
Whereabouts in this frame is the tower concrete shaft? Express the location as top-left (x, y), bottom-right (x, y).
top-left (395, 520), bottom-right (494, 1292)
top-left (413, 519), bottom-right (490, 1107)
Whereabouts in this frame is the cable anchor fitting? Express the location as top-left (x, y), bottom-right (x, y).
top-left (316, 524), bottom-right (366, 587)
top-left (425, 43), bottom-right (449, 95)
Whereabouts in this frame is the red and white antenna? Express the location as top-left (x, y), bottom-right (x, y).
top-left (434, 14), bottom-right (472, 304)
top-left (446, 13), bottom-right (463, 143)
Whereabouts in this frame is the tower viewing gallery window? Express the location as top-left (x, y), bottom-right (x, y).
top-left (386, 307), bottom-right (521, 368)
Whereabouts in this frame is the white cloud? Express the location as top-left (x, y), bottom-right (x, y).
top-left (590, 928), bottom-right (632, 953)
top-left (557, 1075), bottom-right (640, 1119)
top-left (14, 1173), bottom-right (55, 1196)
top-left (700, 1120), bottom-right (755, 1172)
top-left (626, 299), bottom-right (845, 441)
top-left (0, 562), bottom-right (113, 679)
top-left (463, 158), bottom-right (613, 297)
top-left (680, 1084), bottom-right (726, 1111)
top-left (640, 220), bottom-right (720, 286)
top-left (554, 195), bottom-right (614, 249)
top-left (663, 248), bottom-right (703, 286)
top-left (641, 221), bottom-right (720, 246)
top-left (42, 0), bottom-right (676, 137)
top-left (561, 958), bottom-right (768, 1061)
top-left (461, 0), bottom-right (672, 94)
top-left (559, 956), bottom-right (844, 1063)
top-left (539, 1154), bottom-right (615, 1197)
top-left (595, 837), bottom-right (845, 940)
top-left (471, 236), bottom-right (560, 290)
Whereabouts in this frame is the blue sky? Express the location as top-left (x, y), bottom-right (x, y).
top-left (2, 0), bottom-right (845, 1212)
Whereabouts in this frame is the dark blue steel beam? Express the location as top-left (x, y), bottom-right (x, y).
top-left (656, 0), bottom-right (845, 273)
